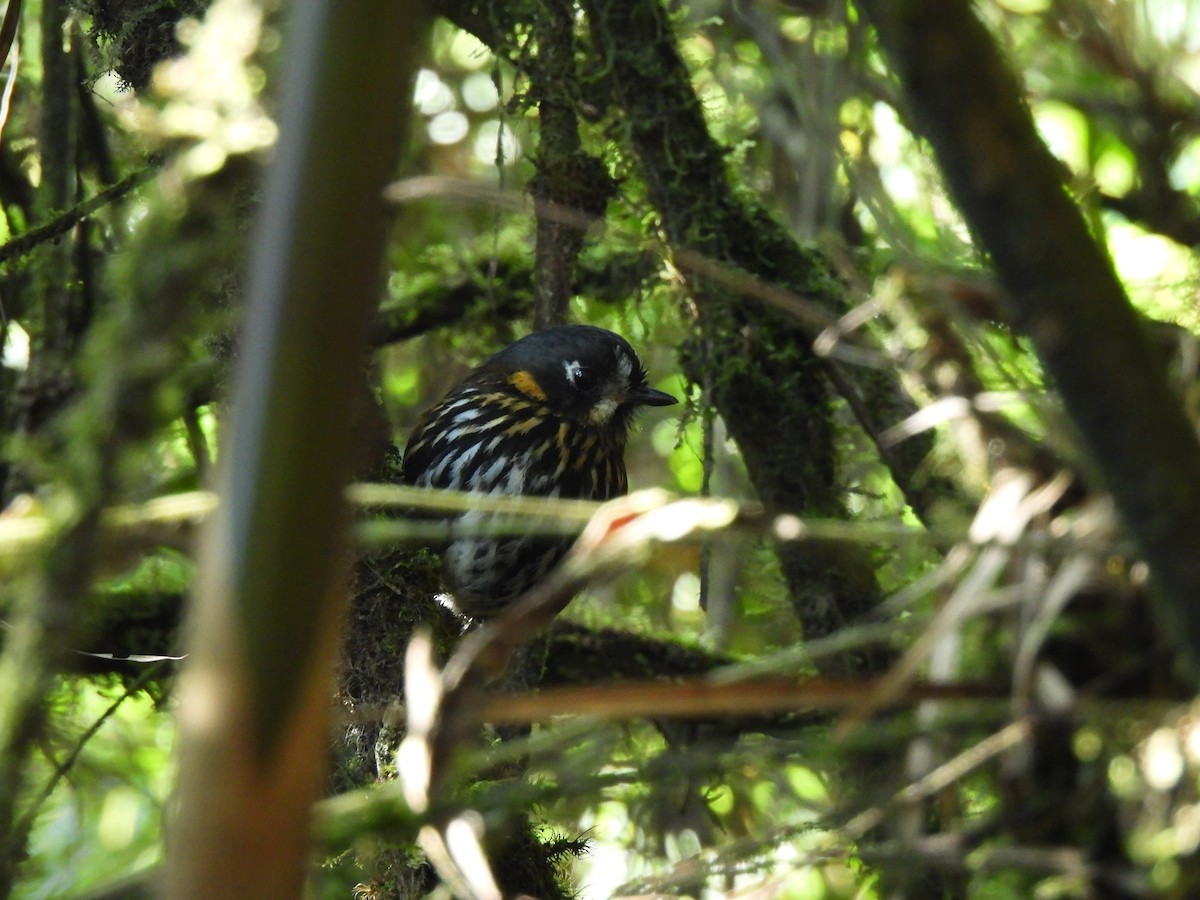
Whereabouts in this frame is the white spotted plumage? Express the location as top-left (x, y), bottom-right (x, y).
top-left (401, 325), bottom-right (676, 618)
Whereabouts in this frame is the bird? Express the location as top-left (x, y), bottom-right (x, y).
top-left (400, 325), bottom-right (678, 619)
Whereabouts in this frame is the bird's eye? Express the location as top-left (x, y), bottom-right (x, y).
top-left (564, 361), bottom-right (596, 391)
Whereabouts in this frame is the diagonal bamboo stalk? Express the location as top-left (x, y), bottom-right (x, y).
top-left (164, 3), bottom-right (429, 898)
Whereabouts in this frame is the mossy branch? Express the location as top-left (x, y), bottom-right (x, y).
top-left (581, 0), bottom-right (898, 670)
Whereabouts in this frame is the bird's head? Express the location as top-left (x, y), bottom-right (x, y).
top-left (476, 325), bottom-right (677, 432)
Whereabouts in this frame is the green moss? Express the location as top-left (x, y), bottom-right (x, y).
top-left (72, 0), bottom-right (217, 90)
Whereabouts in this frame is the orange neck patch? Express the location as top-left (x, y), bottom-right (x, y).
top-left (508, 369), bottom-right (547, 400)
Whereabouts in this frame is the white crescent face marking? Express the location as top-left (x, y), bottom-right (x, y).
top-left (563, 359), bottom-right (583, 383)
top-left (616, 351), bottom-right (633, 381)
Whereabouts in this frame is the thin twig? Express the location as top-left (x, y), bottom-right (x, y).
top-left (0, 15), bottom-right (20, 146)
top-left (843, 718), bottom-right (1034, 839)
top-left (344, 675), bottom-right (1000, 728)
top-left (0, 0), bottom-right (21, 87)
top-left (11, 661), bottom-right (164, 860)
top-left (0, 155), bottom-right (163, 266)
top-left (385, 175), bottom-right (856, 335)
top-left (481, 676), bottom-right (1001, 724)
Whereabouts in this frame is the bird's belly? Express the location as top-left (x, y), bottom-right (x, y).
top-left (439, 443), bottom-right (575, 617)
top-left (442, 516), bottom-right (572, 618)
top-left (415, 431), bottom-right (628, 617)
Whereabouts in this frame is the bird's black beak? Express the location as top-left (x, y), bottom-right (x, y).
top-left (628, 385), bottom-right (679, 407)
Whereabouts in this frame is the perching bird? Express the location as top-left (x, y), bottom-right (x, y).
top-left (401, 325), bottom-right (677, 618)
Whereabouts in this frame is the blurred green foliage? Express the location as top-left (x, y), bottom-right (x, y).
top-left (8, 0), bottom-right (1200, 896)
top-left (15, 681), bottom-right (172, 898)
